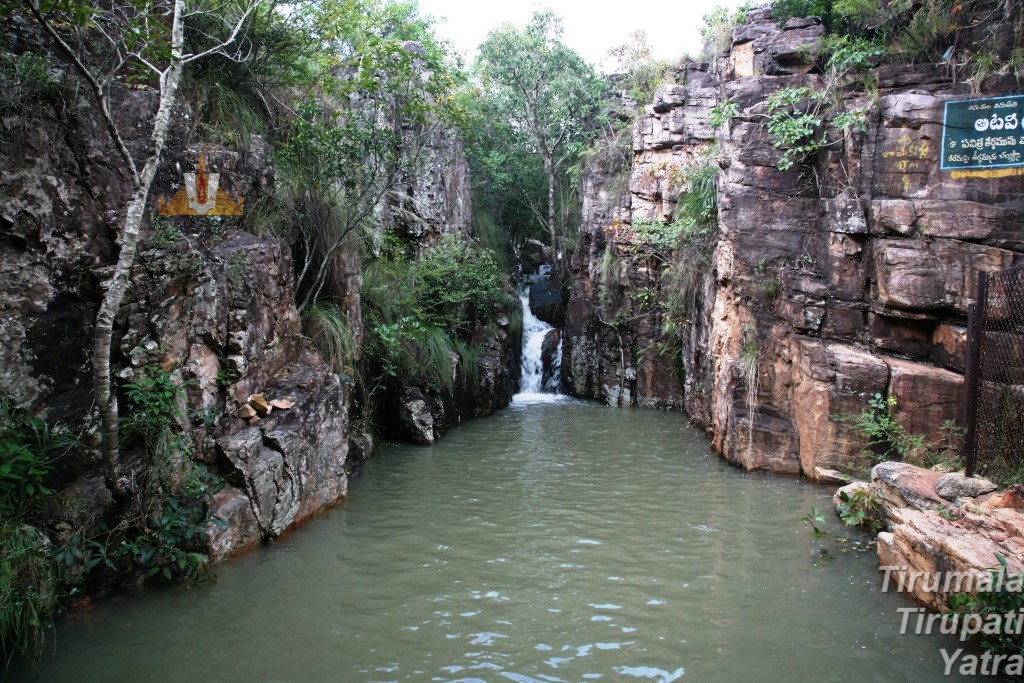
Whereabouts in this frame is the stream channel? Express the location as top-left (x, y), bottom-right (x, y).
top-left (14, 283), bottom-right (980, 682)
top-left (17, 399), bottom-right (976, 682)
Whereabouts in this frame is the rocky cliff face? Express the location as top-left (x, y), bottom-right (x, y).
top-left (0, 21), bottom-right (504, 560)
top-left (566, 4), bottom-right (1024, 479)
top-left (0, 75), bottom-right (349, 557)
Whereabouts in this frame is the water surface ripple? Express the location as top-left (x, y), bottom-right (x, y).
top-left (18, 401), bottom-right (973, 682)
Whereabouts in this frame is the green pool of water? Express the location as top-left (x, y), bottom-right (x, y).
top-left (15, 399), bottom-right (976, 682)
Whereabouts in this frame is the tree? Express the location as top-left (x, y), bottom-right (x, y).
top-left (25, 0), bottom-right (257, 485)
top-left (474, 10), bottom-right (602, 262)
top-left (270, 0), bottom-right (462, 313)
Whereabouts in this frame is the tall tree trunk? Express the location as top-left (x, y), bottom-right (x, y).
top-left (544, 153), bottom-right (557, 259)
top-left (94, 0), bottom-right (186, 483)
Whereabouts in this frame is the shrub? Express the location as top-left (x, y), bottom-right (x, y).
top-left (0, 522), bottom-right (57, 670)
top-left (836, 488), bottom-right (882, 533)
top-left (833, 393), bottom-right (926, 462)
top-left (361, 234), bottom-right (516, 395)
top-left (947, 553), bottom-right (1024, 657)
top-left (0, 403), bottom-right (78, 669)
top-left (303, 301), bottom-right (358, 377)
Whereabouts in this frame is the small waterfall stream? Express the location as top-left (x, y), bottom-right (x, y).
top-left (514, 268), bottom-right (563, 401)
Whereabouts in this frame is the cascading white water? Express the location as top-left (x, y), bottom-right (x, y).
top-left (514, 269), bottom-right (564, 402)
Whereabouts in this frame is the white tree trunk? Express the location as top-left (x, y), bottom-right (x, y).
top-left (544, 153), bottom-right (557, 258)
top-left (95, 0), bottom-right (186, 482)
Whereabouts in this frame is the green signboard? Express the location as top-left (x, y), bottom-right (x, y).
top-left (941, 95), bottom-right (1024, 173)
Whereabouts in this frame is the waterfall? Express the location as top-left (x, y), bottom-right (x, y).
top-left (515, 268), bottom-right (563, 402)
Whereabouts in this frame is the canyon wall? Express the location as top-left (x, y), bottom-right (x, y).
top-left (0, 19), bottom-right (507, 560)
top-left (566, 4), bottom-right (1024, 480)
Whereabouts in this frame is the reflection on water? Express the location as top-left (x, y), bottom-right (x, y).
top-left (14, 401), bottom-right (974, 682)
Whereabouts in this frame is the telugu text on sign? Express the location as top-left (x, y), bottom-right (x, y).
top-left (941, 95), bottom-right (1024, 174)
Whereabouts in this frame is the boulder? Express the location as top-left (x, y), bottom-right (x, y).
top-left (935, 472), bottom-right (998, 501)
top-left (529, 274), bottom-right (565, 326)
top-left (540, 328), bottom-right (561, 391)
top-left (399, 386), bottom-right (434, 445)
top-left (521, 238), bottom-right (549, 274)
top-left (816, 468), bottom-right (853, 486)
top-left (767, 21), bottom-right (825, 75)
top-left (46, 473), bottom-right (113, 531)
top-left (876, 507), bottom-right (1021, 611)
top-left (872, 461), bottom-right (947, 516)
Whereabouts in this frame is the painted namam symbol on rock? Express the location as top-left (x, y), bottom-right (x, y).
top-left (158, 154), bottom-right (244, 216)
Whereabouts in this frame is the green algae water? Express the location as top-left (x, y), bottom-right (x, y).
top-left (15, 400), bottom-right (975, 682)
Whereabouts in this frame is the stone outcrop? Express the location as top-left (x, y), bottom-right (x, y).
top-left (867, 462), bottom-right (1024, 610)
top-left (565, 2), bottom-right (1024, 478)
top-left (398, 386), bottom-right (435, 445)
top-left (0, 16), bottom-right (506, 565)
top-left (529, 273), bottom-right (566, 326)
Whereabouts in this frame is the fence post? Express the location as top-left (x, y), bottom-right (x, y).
top-left (962, 271), bottom-right (989, 478)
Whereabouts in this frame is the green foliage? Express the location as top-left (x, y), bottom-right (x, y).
top-left (303, 301), bottom-right (358, 377)
top-left (124, 367), bottom-right (183, 440)
top-left (710, 100), bottom-right (739, 128)
top-left (0, 405), bottom-right (80, 668)
top-left (801, 506), bottom-right (828, 536)
top-left (947, 553), bottom-right (1024, 657)
top-left (753, 259), bottom-right (781, 302)
top-left (886, 0), bottom-right (963, 61)
top-left (836, 488), bottom-right (882, 532)
top-left (0, 403), bottom-right (81, 518)
top-left (771, 0), bottom-right (981, 65)
top-left (631, 287), bottom-right (657, 311)
top-left (760, 34), bottom-right (882, 170)
top-left (607, 30), bottom-right (675, 107)
top-left (361, 234), bottom-right (516, 394)
top-left (773, 0), bottom-right (836, 26)
top-left (0, 522), bottom-right (57, 670)
top-left (0, 51), bottom-right (62, 114)
top-left (121, 496), bottom-right (212, 584)
top-left (833, 393), bottom-right (927, 464)
top-left (472, 9), bottom-right (603, 255)
top-left (151, 218), bottom-right (184, 249)
top-left (701, 5), bottom-right (750, 62)
top-left (835, 397), bottom-right (966, 478)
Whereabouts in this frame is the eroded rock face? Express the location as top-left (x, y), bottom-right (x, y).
top-left (869, 462), bottom-right (1024, 611)
top-left (566, 2), bottom-right (1024, 478)
top-left (399, 386), bottom-right (435, 445)
top-left (0, 17), bottom-right (488, 565)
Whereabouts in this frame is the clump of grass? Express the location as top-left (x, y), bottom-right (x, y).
top-left (0, 522), bottom-right (57, 670)
top-left (303, 301), bottom-right (358, 376)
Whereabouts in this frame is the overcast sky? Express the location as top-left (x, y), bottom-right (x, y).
top-left (416, 0), bottom-right (752, 71)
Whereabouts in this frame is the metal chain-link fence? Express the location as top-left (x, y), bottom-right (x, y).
top-left (963, 263), bottom-right (1024, 484)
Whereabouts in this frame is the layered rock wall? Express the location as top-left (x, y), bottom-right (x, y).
top-left (0, 18), bottom-right (502, 560)
top-left (566, 3), bottom-right (1024, 479)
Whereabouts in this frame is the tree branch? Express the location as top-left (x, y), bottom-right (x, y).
top-left (27, 0), bottom-right (141, 187)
